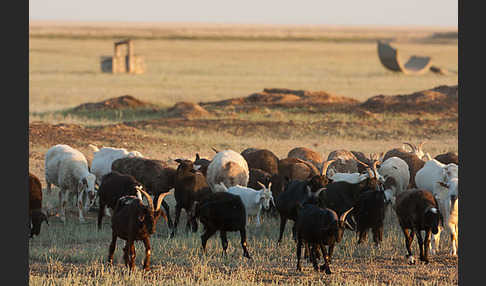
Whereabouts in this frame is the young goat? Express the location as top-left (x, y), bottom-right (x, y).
top-left (216, 181), bottom-right (274, 227)
top-left (394, 189), bottom-right (442, 264)
top-left (191, 191), bottom-right (251, 259)
top-left (108, 189), bottom-right (170, 271)
top-left (295, 204), bottom-right (354, 274)
top-left (171, 159), bottom-right (212, 238)
top-left (97, 171), bottom-right (144, 230)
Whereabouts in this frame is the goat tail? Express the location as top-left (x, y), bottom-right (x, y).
top-left (88, 144), bottom-right (99, 152)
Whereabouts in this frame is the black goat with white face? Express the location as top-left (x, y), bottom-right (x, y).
top-left (108, 189), bottom-right (170, 271)
top-left (295, 205), bottom-right (353, 274)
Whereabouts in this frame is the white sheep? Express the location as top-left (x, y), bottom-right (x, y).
top-left (216, 182), bottom-right (274, 227)
top-left (415, 159), bottom-right (459, 256)
top-left (378, 156), bottom-right (411, 205)
top-left (88, 144), bottom-right (144, 186)
top-left (206, 149), bottom-right (249, 192)
top-left (45, 144), bottom-right (97, 223)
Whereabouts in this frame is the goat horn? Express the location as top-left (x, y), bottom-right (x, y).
top-left (355, 158), bottom-right (370, 168)
top-left (418, 141), bottom-right (427, 150)
top-left (211, 147), bottom-right (220, 153)
top-left (321, 159), bottom-right (336, 177)
top-left (257, 181), bottom-right (266, 190)
top-left (372, 160), bottom-right (380, 178)
top-left (403, 142), bottom-right (417, 152)
top-left (138, 188), bottom-right (154, 211)
top-left (154, 191), bottom-right (171, 212)
top-left (339, 207), bottom-right (354, 223)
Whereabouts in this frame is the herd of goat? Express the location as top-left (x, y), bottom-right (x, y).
top-left (28, 141), bottom-right (458, 273)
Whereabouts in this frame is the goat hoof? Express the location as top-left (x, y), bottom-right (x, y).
top-left (320, 265), bottom-right (331, 274)
top-left (406, 255), bottom-right (415, 265)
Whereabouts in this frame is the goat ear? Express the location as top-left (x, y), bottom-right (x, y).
top-left (195, 153), bottom-right (201, 161)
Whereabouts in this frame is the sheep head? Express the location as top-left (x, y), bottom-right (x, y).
top-left (424, 206), bottom-right (441, 235)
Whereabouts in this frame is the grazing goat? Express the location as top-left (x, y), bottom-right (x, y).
top-left (241, 148), bottom-right (279, 175)
top-left (382, 142), bottom-right (430, 188)
top-left (275, 160), bottom-right (335, 243)
top-left (295, 206), bottom-right (354, 273)
top-left (29, 172), bottom-right (48, 237)
top-left (111, 156), bottom-right (176, 229)
top-left (216, 182), bottom-right (274, 227)
top-left (45, 144), bottom-right (97, 223)
top-left (354, 189), bottom-right (387, 246)
top-left (287, 147), bottom-right (323, 172)
top-left (194, 153), bottom-right (211, 177)
top-left (378, 156), bottom-right (410, 205)
top-left (108, 189), bottom-right (170, 271)
top-left (97, 171), bottom-right (144, 230)
top-left (171, 159), bottom-right (212, 238)
top-left (248, 168), bottom-right (272, 191)
top-left (434, 151), bottom-right (459, 165)
top-left (415, 159), bottom-right (458, 256)
top-left (206, 149), bottom-right (249, 192)
top-left (88, 144), bottom-right (144, 186)
top-left (394, 189), bottom-right (442, 264)
top-left (191, 191), bottom-right (251, 259)
top-left (278, 157), bottom-right (320, 181)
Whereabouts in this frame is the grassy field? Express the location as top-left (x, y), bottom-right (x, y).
top-left (29, 22), bottom-right (458, 285)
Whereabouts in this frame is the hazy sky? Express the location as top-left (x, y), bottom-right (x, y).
top-left (29, 0), bottom-right (458, 27)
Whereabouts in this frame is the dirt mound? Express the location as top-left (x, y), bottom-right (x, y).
top-left (200, 88), bottom-right (359, 108)
top-left (72, 95), bottom-right (154, 111)
top-left (360, 85), bottom-right (458, 113)
top-left (167, 102), bottom-right (211, 118)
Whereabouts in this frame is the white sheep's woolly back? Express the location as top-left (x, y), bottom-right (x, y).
top-left (89, 144), bottom-right (144, 184)
top-left (206, 149), bottom-right (249, 192)
top-left (379, 156), bottom-right (411, 197)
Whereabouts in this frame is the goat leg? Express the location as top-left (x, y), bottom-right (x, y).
top-left (296, 239), bottom-right (303, 271)
top-left (240, 228), bottom-right (251, 259)
top-left (142, 237), bottom-right (152, 270)
top-left (161, 199), bottom-right (173, 229)
top-left (220, 231), bottom-right (229, 258)
top-left (402, 228), bottom-right (415, 264)
top-left (310, 244), bottom-right (319, 271)
top-left (170, 204), bottom-right (182, 238)
top-left (319, 243), bottom-right (332, 274)
top-left (108, 232), bottom-right (117, 265)
top-left (277, 216), bottom-right (287, 244)
top-left (201, 228), bottom-right (217, 254)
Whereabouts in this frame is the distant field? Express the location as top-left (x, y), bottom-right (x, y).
top-left (29, 22), bottom-right (458, 285)
top-left (29, 22), bottom-right (457, 113)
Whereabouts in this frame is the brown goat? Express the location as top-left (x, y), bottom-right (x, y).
top-left (108, 189), bottom-right (170, 271)
top-left (434, 152), bottom-right (458, 165)
top-left (287, 147), bottom-right (323, 172)
top-left (241, 148), bottom-right (279, 175)
top-left (278, 157), bottom-right (320, 181)
top-left (29, 172), bottom-right (48, 238)
top-left (111, 157), bottom-right (176, 229)
top-left (327, 150), bottom-right (367, 175)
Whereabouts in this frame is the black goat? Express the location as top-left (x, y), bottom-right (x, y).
top-left (275, 160), bottom-right (335, 243)
top-left (354, 189), bottom-right (387, 246)
top-left (108, 189), bottom-right (170, 271)
top-left (171, 159), bottom-right (212, 238)
top-left (29, 172), bottom-right (48, 238)
top-left (194, 153), bottom-right (211, 177)
top-left (295, 205), bottom-right (353, 274)
top-left (191, 191), bottom-right (251, 259)
top-left (394, 189), bottom-right (442, 264)
top-left (318, 168), bottom-right (382, 228)
top-left (97, 171), bottom-right (144, 230)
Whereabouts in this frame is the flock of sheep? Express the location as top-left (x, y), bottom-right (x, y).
top-left (28, 141), bottom-right (458, 273)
